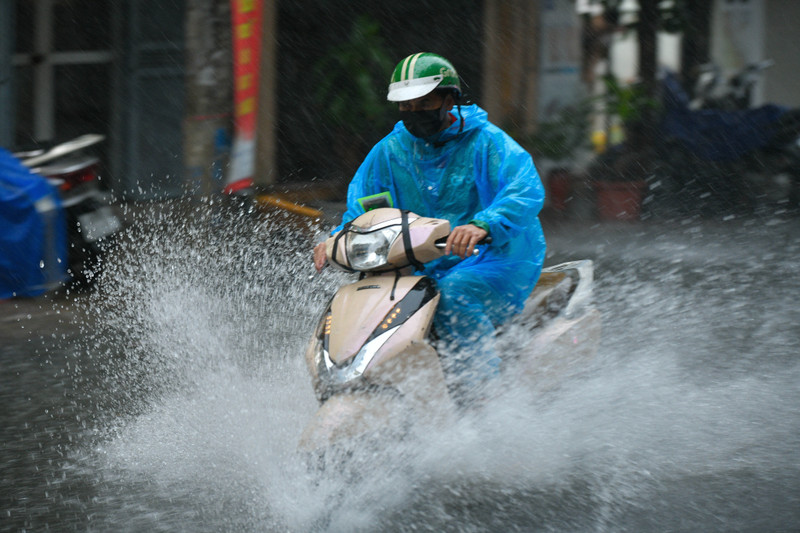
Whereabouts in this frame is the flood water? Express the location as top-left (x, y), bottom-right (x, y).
top-left (2, 202), bottom-right (799, 532)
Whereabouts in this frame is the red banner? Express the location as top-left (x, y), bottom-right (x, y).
top-left (227, 0), bottom-right (262, 193)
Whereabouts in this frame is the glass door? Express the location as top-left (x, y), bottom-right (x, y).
top-left (12, 0), bottom-right (114, 148)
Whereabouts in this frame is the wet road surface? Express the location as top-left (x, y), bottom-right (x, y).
top-left (2, 205), bottom-right (799, 532)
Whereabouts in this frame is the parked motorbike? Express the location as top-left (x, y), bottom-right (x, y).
top-left (15, 134), bottom-right (123, 288)
top-left (300, 208), bottom-right (601, 451)
top-left (690, 60), bottom-right (775, 112)
top-left (653, 66), bottom-right (800, 214)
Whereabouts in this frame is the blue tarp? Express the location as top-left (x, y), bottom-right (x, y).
top-left (660, 72), bottom-right (787, 162)
top-left (0, 148), bottom-right (68, 298)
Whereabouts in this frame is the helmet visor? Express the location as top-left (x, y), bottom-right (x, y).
top-left (387, 74), bottom-right (443, 102)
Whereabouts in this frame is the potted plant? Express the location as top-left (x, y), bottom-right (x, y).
top-left (590, 147), bottom-right (652, 221)
top-left (590, 76), bottom-right (659, 220)
top-left (521, 99), bottom-right (592, 213)
top-left (311, 16), bottom-right (395, 175)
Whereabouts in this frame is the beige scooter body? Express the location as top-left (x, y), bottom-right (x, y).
top-left (300, 208), bottom-right (600, 450)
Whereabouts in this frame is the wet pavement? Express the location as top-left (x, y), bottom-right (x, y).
top-left (2, 203), bottom-right (800, 532)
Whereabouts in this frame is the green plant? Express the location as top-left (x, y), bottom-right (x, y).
top-left (521, 98), bottom-right (593, 163)
top-left (602, 74), bottom-right (659, 126)
top-left (311, 15), bottom-right (395, 137)
top-left (585, 75), bottom-right (660, 183)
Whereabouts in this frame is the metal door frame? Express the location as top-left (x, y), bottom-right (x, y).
top-left (10, 0), bottom-right (114, 144)
top-left (0, 0), bottom-right (14, 147)
top-left (113, 0), bottom-right (186, 199)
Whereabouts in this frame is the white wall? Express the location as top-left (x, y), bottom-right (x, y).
top-left (605, 0), bottom-right (799, 108)
top-left (711, 0), bottom-right (766, 103)
top-left (711, 0), bottom-right (800, 107)
top-left (609, 31), bottom-right (681, 83)
top-left (762, 0), bottom-right (800, 107)
top-left (538, 0), bottom-right (583, 120)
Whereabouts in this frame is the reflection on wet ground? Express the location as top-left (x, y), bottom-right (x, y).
top-left (2, 206), bottom-right (800, 532)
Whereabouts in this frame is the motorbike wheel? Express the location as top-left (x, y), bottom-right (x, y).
top-left (64, 209), bottom-right (106, 291)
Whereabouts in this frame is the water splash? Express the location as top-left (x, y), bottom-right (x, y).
top-left (64, 209), bottom-right (800, 532)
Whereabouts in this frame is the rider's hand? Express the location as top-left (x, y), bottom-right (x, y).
top-left (313, 241), bottom-right (328, 272)
top-left (445, 224), bottom-right (488, 259)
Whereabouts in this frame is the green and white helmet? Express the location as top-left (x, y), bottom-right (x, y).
top-left (387, 52), bottom-right (461, 102)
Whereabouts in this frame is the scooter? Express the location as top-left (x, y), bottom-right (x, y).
top-left (648, 69), bottom-right (800, 214)
top-left (690, 60), bottom-right (800, 208)
top-left (690, 60), bottom-right (775, 112)
top-left (300, 208), bottom-right (601, 451)
top-left (15, 134), bottom-right (123, 288)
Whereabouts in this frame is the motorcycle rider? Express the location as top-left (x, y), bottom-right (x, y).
top-left (314, 52), bottom-right (546, 400)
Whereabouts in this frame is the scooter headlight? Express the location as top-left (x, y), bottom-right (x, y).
top-left (347, 226), bottom-right (401, 270)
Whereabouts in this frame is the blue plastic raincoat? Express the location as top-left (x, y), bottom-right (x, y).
top-left (336, 104), bottom-right (546, 384)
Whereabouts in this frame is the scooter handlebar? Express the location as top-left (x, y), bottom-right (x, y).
top-left (434, 235), bottom-right (492, 254)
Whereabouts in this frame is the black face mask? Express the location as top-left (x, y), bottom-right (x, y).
top-left (400, 107), bottom-right (448, 139)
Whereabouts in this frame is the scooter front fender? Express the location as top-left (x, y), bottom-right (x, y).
top-left (299, 340), bottom-right (455, 452)
top-left (298, 393), bottom-right (398, 452)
